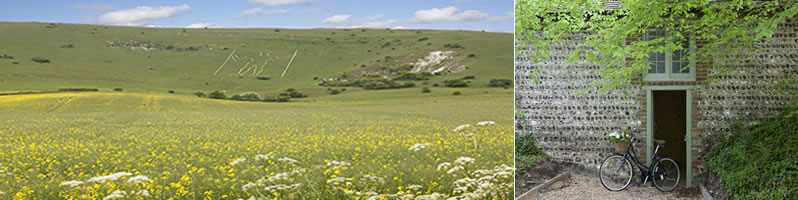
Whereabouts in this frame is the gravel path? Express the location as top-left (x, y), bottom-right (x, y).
top-left (534, 174), bottom-right (701, 200)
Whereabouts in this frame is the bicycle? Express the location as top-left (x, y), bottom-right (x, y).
top-left (599, 132), bottom-right (680, 192)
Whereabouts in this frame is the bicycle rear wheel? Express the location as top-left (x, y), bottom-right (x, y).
top-left (652, 157), bottom-right (680, 192)
top-left (599, 154), bottom-right (633, 191)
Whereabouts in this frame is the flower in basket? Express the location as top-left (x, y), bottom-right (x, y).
top-left (608, 131), bottom-right (630, 144)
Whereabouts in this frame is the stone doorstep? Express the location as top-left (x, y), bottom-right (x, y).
top-left (699, 183), bottom-right (714, 200)
top-left (515, 172), bottom-right (571, 200)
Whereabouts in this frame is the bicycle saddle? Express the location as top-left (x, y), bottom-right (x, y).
top-left (654, 139), bottom-right (666, 146)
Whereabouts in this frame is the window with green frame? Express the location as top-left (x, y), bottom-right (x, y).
top-left (645, 28), bottom-right (696, 81)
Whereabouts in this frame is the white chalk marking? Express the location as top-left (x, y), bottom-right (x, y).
top-left (213, 49), bottom-right (237, 76)
top-left (280, 50), bottom-right (298, 78)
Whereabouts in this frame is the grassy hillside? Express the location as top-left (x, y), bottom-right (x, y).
top-left (0, 22), bottom-right (511, 97)
top-left (0, 22), bottom-right (513, 199)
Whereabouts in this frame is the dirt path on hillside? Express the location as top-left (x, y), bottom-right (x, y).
top-left (533, 174), bottom-right (701, 200)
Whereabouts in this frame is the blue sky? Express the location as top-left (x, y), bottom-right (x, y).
top-left (0, 0), bottom-right (512, 32)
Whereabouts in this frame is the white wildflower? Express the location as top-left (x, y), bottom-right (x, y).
top-left (326, 177), bottom-right (352, 186)
top-left (406, 185), bottom-right (423, 190)
top-left (230, 158), bottom-right (247, 166)
top-left (132, 190), bottom-right (150, 196)
top-left (326, 160), bottom-right (351, 168)
top-left (447, 166), bottom-right (464, 174)
top-left (476, 121), bottom-right (495, 126)
top-left (268, 172), bottom-right (294, 182)
top-left (0, 191), bottom-right (4, 195)
top-left (87, 172), bottom-right (133, 184)
top-left (263, 183), bottom-right (300, 192)
top-left (103, 190), bottom-right (127, 200)
top-left (255, 154), bottom-right (273, 161)
top-left (241, 183), bottom-right (258, 191)
top-left (277, 157), bottom-right (298, 164)
top-left (453, 124), bottom-right (471, 132)
top-left (454, 157), bottom-right (476, 165)
top-left (368, 194), bottom-right (400, 200)
top-left (416, 193), bottom-right (446, 200)
top-left (360, 175), bottom-right (385, 184)
top-left (609, 131), bottom-right (619, 139)
top-left (437, 162), bottom-right (452, 171)
top-left (60, 180), bottom-right (84, 187)
top-left (127, 175), bottom-right (151, 184)
top-left (408, 143), bottom-right (431, 152)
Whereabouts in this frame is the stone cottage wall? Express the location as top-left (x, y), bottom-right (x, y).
top-left (515, 18), bottom-right (798, 175)
top-left (514, 32), bottom-right (645, 168)
top-left (694, 17), bottom-right (798, 174)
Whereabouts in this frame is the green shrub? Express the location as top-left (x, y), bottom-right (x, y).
top-left (194, 92), bottom-right (206, 97)
top-left (444, 79), bottom-right (469, 87)
top-left (489, 79), bottom-right (513, 87)
top-left (422, 87), bottom-right (431, 93)
top-left (230, 94), bottom-right (243, 101)
top-left (516, 155), bottom-right (548, 171)
top-left (516, 131), bottom-right (543, 156)
top-left (463, 75), bottom-right (476, 80)
top-left (240, 92), bottom-right (262, 101)
top-left (168, 90), bottom-right (175, 94)
top-left (58, 88), bottom-right (98, 92)
top-left (444, 43), bottom-right (463, 49)
top-left (31, 57), bottom-right (50, 63)
top-left (113, 88), bottom-right (123, 92)
top-left (706, 107), bottom-right (798, 199)
top-left (264, 95), bottom-right (290, 102)
top-left (208, 90), bottom-right (226, 99)
top-left (452, 91), bottom-right (462, 95)
top-left (289, 91), bottom-right (307, 98)
top-left (329, 89), bottom-right (341, 95)
top-left (392, 72), bottom-right (432, 80)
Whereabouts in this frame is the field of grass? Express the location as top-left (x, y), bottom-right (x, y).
top-left (0, 91), bottom-right (512, 199)
top-left (0, 21), bottom-right (513, 199)
top-left (0, 22), bottom-right (511, 97)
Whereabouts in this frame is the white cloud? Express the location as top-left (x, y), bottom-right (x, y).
top-left (365, 15), bottom-right (383, 21)
top-left (249, 0), bottom-right (319, 6)
top-left (186, 23), bottom-right (228, 28)
top-left (71, 4), bottom-right (113, 12)
top-left (355, 20), bottom-right (399, 28)
top-left (238, 8), bottom-right (291, 18)
top-left (412, 7), bottom-right (489, 23)
top-left (321, 14), bottom-right (400, 29)
top-left (321, 15), bottom-right (351, 25)
top-left (484, 11), bottom-right (513, 23)
top-left (97, 4), bottom-right (190, 26)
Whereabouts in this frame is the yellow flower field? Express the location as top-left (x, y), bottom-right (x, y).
top-left (0, 92), bottom-right (512, 199)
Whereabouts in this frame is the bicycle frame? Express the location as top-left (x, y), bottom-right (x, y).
top-left (616, 136), bottom-right (661, 185)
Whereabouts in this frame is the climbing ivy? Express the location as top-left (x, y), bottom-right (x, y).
top-left (515, 0), bottom-right (798, 94)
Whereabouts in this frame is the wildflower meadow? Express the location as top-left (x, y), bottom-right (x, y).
top-left (0, 92), bottom-right (512, 199)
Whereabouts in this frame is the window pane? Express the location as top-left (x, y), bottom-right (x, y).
top-left (672, 35), bottom-right (690, 74)
top-left (657, 62), bottom-right (665, 73)
top-left (673, 61), bottom-right (689, 73)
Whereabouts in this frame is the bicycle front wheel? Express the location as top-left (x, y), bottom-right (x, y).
top-left (652, 157), bottom-right (680, 192)
top-left (599, 154), bottom-right (633, 191)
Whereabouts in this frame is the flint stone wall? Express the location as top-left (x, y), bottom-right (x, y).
top-left (515, 18), bottom-right (798, 171)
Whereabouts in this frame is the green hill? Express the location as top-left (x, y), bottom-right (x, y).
top-left (0, 22), bottom-right (511, 97)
